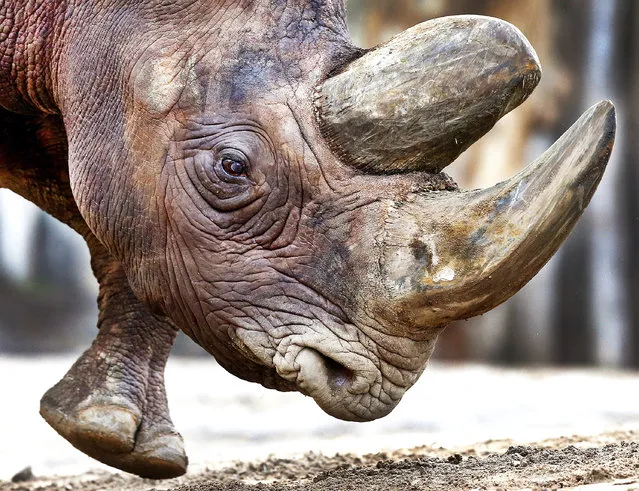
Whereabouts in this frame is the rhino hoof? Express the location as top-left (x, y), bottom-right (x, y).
top-left (40, 394), bottom-right (140, 454)
top-left (79, 426), bottom-right (188, 479)
top-left (126, 428), bottom-right (188, 479)
top-left (40, 390), bottom-right (187, 478)
top-left (74, 405), bottom-right (139, 452)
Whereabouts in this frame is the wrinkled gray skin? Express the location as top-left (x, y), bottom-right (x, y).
top-left (0, 0), bottom-right (615, 479)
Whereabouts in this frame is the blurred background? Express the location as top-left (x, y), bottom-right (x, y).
top-left (1, 0), bottom-right (639, 368)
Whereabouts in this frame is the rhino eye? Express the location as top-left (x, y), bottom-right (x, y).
top-left (219, 153), bottom-right (248, 178)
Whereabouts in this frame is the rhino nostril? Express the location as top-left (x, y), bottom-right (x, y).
top-left (318, 352), bottom-right (354, 390)
top-left (294, 348), bottom-right (391, 421)
top-left (296, 348), bottom-right (358, 395)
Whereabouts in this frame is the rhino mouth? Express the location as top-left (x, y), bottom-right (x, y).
top-left (290, 346), bottom-right (396, 422)
top-left (231, 320), bottom-right (407, 421)
top-left (266, 332), bottom-right (414, 422)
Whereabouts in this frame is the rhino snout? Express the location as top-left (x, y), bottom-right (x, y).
top-left (281, 347), bottom-right (398, 422)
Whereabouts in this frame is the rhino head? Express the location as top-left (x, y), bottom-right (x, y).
top-left (55, 2), bottom-right (614, 423)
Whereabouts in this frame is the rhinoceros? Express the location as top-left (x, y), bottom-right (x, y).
top-left (0, 0), bottom-right (615, 479)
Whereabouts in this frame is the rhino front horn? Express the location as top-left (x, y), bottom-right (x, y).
top-left (317, 15), bottom-right (541, 174)
top-left (378, 101), bottom-right (615, 328)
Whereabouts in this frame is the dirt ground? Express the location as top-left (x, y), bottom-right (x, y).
top-left (2, 358), bottom-right (639, 491)
top-left (2, 430), bottom-right (638, 491)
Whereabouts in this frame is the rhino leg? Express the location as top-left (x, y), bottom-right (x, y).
top-left (40, 238), bottom-right (187, 478)
top-left (0, 111), bottom-right (187, 478)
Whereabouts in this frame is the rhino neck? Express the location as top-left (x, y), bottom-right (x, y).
top-left (0, 0), bottom-right (71, 114)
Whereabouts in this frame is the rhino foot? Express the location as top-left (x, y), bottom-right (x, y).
top-left (41, 395), bottom-right (187, 479)
top-left (40, 239), bottom-right (186, 479)
top-left (39, 324), bottom-right (187, 478)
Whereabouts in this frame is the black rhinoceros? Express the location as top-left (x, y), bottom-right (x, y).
top-left (0, 0), bottom-right (615, 479)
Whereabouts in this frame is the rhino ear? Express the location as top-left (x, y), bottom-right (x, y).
top-left (316, 15), bottom-right (541, 174)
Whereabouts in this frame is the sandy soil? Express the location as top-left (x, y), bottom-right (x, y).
top-left (2, 431), bottom-right (638, 490)
top-left (1, 357), bottom-right (638, 490)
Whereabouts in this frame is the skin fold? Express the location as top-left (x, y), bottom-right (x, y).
top-left (0, 0), bottom-right (615, 478)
